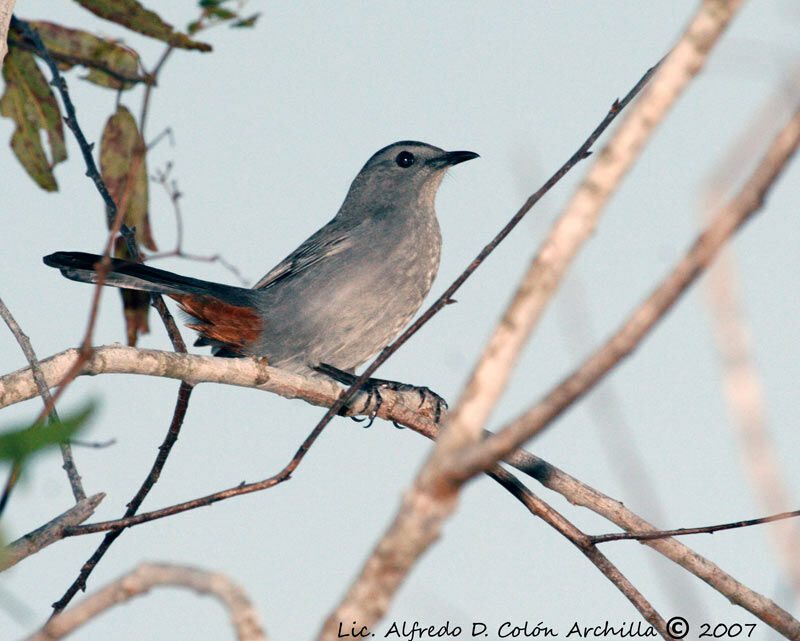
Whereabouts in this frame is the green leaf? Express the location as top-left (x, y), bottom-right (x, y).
top-left (231, 14), bottom-right (260, 29)
top-left (99, 105), bottom-right (154, 249)
top-left (0, 404), bottom-right (95, 467)
top-left (26, 21), bottom-right (144, 91)
top-left (210, 8), bottom-right (236, 20)
top-left (0, 47), bottom-right (66, 191)
top-left (74, 0), bottom-right (212, 52)
top-left (198, 0), bottom-right (220, 7)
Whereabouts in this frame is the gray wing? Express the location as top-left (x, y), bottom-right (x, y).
top-left (252, 222), bottom-right (356, 290)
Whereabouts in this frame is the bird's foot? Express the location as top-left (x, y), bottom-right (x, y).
top-left (315, 363), bottom-right (447, 428)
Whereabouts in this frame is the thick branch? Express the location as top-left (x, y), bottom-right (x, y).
top-left (24, 563), bottom-right (266, 641)
top-left (0, 345), bottom-right (442, 422)
top-left (456, 99), bottom-right (800, 478)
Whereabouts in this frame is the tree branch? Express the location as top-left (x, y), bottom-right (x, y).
top-left (488, 468), bottom-right (669, 639)
top-left (0, 296), bottom-right (85, 502)
top-left (455, 98), bottom-right (800, 479)
top-left (25, 563), bottom-right (266, 641)
top-left (0, 0), bottom-right (16, 67)
top-left (589, 508), bottom-right (800, 544)
top-left (1, 494), bottom-right (104, 571)
top-left (51, 382), bottom-right (194, 612)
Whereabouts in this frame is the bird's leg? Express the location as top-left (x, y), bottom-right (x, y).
top-left (314, 363), bottom-right (448, 427)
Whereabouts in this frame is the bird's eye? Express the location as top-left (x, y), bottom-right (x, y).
top-left (395, 151), bottom-right (415, 168)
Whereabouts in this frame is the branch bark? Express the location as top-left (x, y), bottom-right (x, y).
top-left (1, 494), bottom-right (104, 571)
top-left (23, 563), bottom-right (266, 641)
top-left (0, 0), bottom-right (16, 67)
top-left (0, 296), bottom-right (85, 502)
top-left (0, 345), bottom-right (441, 423)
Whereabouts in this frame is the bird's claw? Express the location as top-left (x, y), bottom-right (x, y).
top-left (315, 362), bottom-right (447, 426)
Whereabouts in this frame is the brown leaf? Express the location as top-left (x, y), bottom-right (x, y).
top-left (99, 105), bottom-right (156, 249)
top-left (0, 48), bottom-right (66, 191)
top-left (114, 238), bottom-right (150, 346)
top-left (74, 0), bottom-right (212, 51)
top-left (26, 21), bottom-right (144, 90)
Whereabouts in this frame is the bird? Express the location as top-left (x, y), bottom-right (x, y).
top-left (44, 141), bottom-right (478, 383)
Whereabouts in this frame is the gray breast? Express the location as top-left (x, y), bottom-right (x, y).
top-left (249, 215), bottom-right (442, 374)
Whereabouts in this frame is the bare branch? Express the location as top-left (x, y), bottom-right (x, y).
top-left (590, 508), bottom-right (800, 544)
top-left (319, 2), bottom-right (747, 638)
top-left (467, 439), bottom-right (800, 638)
top-left (0, 0), bottom-right (16, 66)
top-left (488, 468), bottom-right (669, 639)
top-left (457, 100), bottom-right (800, 478)
top-left (0, 346), bottom-right (440, 421)
top-left (0, 296), bottom-right (85, 502)
top-left (51, 382), bottom-right (194, 612)
top-left (701, 67), bottom-right (800, 592)
top-left (147, 165), bottom-right (250, 285)
top-left (1, 494), bottom-right (104, 571)
top-left (445, 0), bottom-right (747, 456)
top-left (25, 563), bottom-right (266, 641)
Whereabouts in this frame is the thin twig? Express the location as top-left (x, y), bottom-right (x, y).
top-left (147, 166), bottom-right (250, 285)
top-left (139, 45), bottom-right (173, 136)
top-left (51, 382), bottom-right (193, 612)
top-left (488, 468), bottom-right (668, 639)
top-left (0, 297), bottom-right (84, 503)
top-left (68, 438), bottom-right (116, 449)
top-left (590, 508), bottom-right (800, 544)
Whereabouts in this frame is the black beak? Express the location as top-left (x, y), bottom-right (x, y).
top-left (427, 150), bottom-right (479, 168)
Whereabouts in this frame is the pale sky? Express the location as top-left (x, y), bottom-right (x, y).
top-left (2, 2), bottom-right (799, 640)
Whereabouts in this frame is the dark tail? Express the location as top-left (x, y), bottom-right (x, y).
top-left (43, 252), bottom-right (253, 304)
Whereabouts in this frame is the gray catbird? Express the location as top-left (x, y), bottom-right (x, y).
top-left (44, 141), bottom-right (478, 377)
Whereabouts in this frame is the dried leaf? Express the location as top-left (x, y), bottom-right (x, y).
top-left (114, 238), bottom-right (151, 346)
top-left (27, 21), bottom-right (144, 90)
top-left (74, 0), bottom-right (212, 51)
top-left (99, 105), bottom-right (155, 249)
top-left (0, 48), bottom-right (66, 191)
top-left (231, 13), bottom-right (260, 29)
